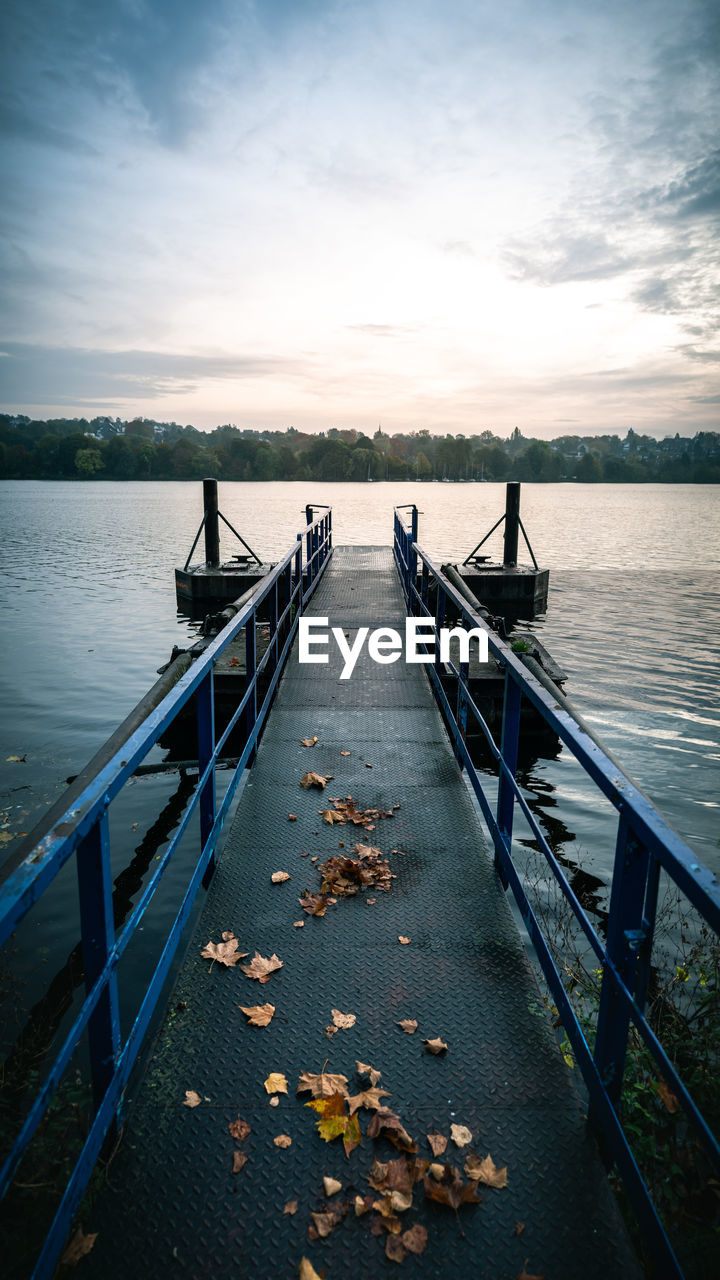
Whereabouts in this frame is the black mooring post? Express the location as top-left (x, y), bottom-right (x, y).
top-left (503, 481), bottom-right (520, 567)
top-left (203, 477), bottom-right (220, 567)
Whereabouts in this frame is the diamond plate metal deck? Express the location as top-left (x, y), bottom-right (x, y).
top-left (84, 547), bottom-right (640, 1280)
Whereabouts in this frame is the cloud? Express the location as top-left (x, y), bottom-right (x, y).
top-left (0, 343), bottom-right (299, 404)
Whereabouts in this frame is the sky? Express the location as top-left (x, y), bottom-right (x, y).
top-left (0, 0), bottom-right (718, 438)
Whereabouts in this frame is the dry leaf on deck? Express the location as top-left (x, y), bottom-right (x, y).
top-left (309, 1200), bottom-right (347, 1239)
top-left (297, 1069), bottom-right (349, 1098)
top-left (305, 1093), bottom-right (362, 1157)
top-left (356, 1061), bottom-right (381, 1085)
top-left (60, 1227), bottom-right (98, 1266)
top-left (398, 936), bottom-right (411, 945)
top-left (264, 1073), bottom-right (288, 1095)
top-left (402, 1223), bottom-right (428, 1256)
top-left (239, 1003), bottom-right (275, 1027)
top-left (385, 1235), bottom-right (405, 1263)
top-left (229, 1117), bottom-right (251, 1141)
top-left (301, 736), bottom-right (319, 747)
top-left (274, 1134), bottom-right (292, 1148)
top-left (423, 1162), bottom-right (482, 1210)
top-left (340, 749), bottom-right (351, 756)
top-left (367, 1107), bottom-right (417, 1153)
top-left (241, 952), bottom-right (283, 983)
top-left (465, 1152), bottom-right (508, 1187)
top-left (183, 1090), bottom-right (202, 1108)
top-left (271, 871), bottom-right (290, 884)
top-left (283, 1200), bottom-right (298, 1215)
top-left (232, 1150), bottom-right (248, 1174)
top-left (397, 1019), bottom-right (418, 1034)
top-left (293, 920), bottom-right (305, 928)
top-left (516, 1263), bottom-right (546, 1280)
top-left (300, 771), bottom-right (330, 789)
top-left (201, 933), bottom-right (248, 968)
top-left (288, 814), bottom-right (297, 821)
top-left (427, 1132), bottom-right (447, 1156)
top-left (330, 1009), bottom-right (356, 1030)
top-left (298, 1260), bottom-right (323, 1280)
top-left (323, 1176), bottom-right (342, 1196)
top-left (450, 1123), bottom-right (473, 1148)
top-left (423, 1037), bottom-right (448, 1054)
top-left (299, 891), bottom-right (328, 917)
top-left (347, 1087), bottom-right (390, 1115)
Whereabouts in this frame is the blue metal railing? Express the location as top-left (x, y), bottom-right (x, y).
top-left (393, 505), bottom-right (719, 1279)
top-left (0, 508), bottom-right (332, 1279)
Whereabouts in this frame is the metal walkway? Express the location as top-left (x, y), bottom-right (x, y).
top-left (84, 547), bottom-right (640, 1280)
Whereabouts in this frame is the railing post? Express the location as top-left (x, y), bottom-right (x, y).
top-left (593, 816), bottom-right (652, 1112)
top-left (245, 613), bottom-right (257, 765)
top-left (456, 654), bottom-right (469, 770)
top-left (197, 670), bottom-right (216, 884)
top-left (495, 671), bottom-right (521, 883)
top-left (76, 811), bottom-right (121, 1110)
top-left (409, 506), bottom-right (418, 608)
top-left (203, 477), bottom-right (220, 567)
top-left (434, 583), bottom-right (446, 678)
top-left (503, 481), bottom-right (520, 568)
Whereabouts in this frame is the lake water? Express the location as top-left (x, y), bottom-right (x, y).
top-left (0, 480), bottom-right (718, 1057)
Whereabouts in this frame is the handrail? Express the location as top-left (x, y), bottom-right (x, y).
top-left (0, 507), bottom-right (332, 1280)
top-left (393, 504), bottom-right (719, 1280)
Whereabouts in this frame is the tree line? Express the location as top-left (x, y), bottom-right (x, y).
top-left (1, 415), bottom-right (718, 483)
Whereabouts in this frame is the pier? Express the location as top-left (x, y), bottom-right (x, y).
top-left (1, 506), bottom-right (718, 1280)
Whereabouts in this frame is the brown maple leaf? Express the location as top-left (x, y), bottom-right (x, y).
top-left (397, 1019), bottom-right (418, 1034)
top-left (330, 1008), bottom-right (356, 1030)
top-left (427, 1132), bottom-right (447, 1156)
top-left (299, 891), bottom-right (328, 917)
top-left (368, 1155), bottom-right (416, 1196)
top-left (321, 808), bottom-right (346, 824)
top-left (402, 1223), bottom-right (428, 1256)
top-left (229, 1117), bottom-right (251, 1141)
top-left (423, 1036), bottom-right (448, 1054)
top-left (300, 771), bottom-right (329, 789)
top-left (356, 1060), bottom-right (382, 1085)
top-left (240, 952), bottom-right (283, 983)
top-left (60, 1226), bottom-right (98, 1266)
top-left (347, 1087), bottom-right (390, 1115)
top-left (239, 1003), bottom-right (275, 1027)
top-left (423, 1162), bottom-right (481, 1209)
top-left (297, 1069), bottom-right (349, 1099)
top-left (367, 1107), bottom-right (417, 1153)
top-left (465, 1152), bottom-right (508, 1187)
top-left (305, 1092), bottom-right (362, 1157)
top-left (264, 1073), bottom-right (288, 1095)
top-left (200, 933), bottom-right (248, 968)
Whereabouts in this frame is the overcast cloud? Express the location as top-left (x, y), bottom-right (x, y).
top-left (0, 0), bottom-right (718, 436)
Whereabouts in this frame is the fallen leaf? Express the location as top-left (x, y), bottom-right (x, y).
top-left (365, 762), bottom-right (373, 768)
top-left (515, 1221), bottom-right (525, 1237)
top-left (402, 1223), bottom-right (428, 1256)
top-left (397, 1019), bottom-right (418, 1034)
top-left (298, 1260), bottom-right (323, 1280)
top-left (283, 1200), bottom-right (298, 1215)
top-left (5, 755), bottom-right (27, 764)
top-left (423, 1162), bottom-right (482, 1210)
top-left (354, 1194), bottom-right (373, 1216)
top-left (516, 1263), bottom-right (546, 1280)
top-left (293, 920), bottom-right (305, 928)
top-left (271, 871), bottom-right (291, 883)
top-left (356, 1061), bottom-right (382, 1085)
top-left (299, 891), bottom-right (329, 917)
top-left (423, 1037), bottom-right (448, 1054)
top-left (429, 1162), bottom-right (445, 1180)
top-left (367, 1107), bottom-right (417, 1153)
top-left (301, 736), bottom-right (319, 747)
top-left (330, 1009), bottom-right (356, 1030)
top-left (229, 1117), bottom-right (251, 1141)
top-left (183, 1090), bottom-right (202, 1108)
top-left (427, 1133), bottom-right (447, 1156)
top-left (385, 1235), bottom-right (405, 1262)
top-left (288, 814), bottom-right (297, 821)
top-left (274, 1134), bottom-right (292, 1148)
top-left (232, 1150), bottom-right (248, 1174)
top-left (201, 933), bottom-right (248, 968)
top-left (366, 897), bottom-right (376, 905)
top-left (465, 1152), bottom-right (508, 1187)
top-left (300, 771), bottom-right (330, 789)
top-left (450, 1123), bottom-right (473, 1148)
top-left (347, 1087), bottom-right (391, 1115)
top-left (305, 1093), bottom-right (362, 1157)
top-left (340, 750), bottom-right (351, 756)
top-left (264, 1073), bottom-right (289, 1095)
top-left (323, 1176), bottom-right (342, 1196)
top-left (321, 808), bottom-right (346, 824)
top-left (60, 1226), bottom-right (98, 1266)
top-left (239, 1003), bottom-right (275, 1027)
top-left (398, 936), bottom-right (411, 945)
top-left (297, 1070), bottom-right (349, 1099)
top-left (270, 1097), bottom-right (279, 1107)
top-left (241, 952), bottom-right (283, 983)
top-left (309, 1201), bottom-right (347, 1238)
top-left (655, 1080), bottom-right (679, 1113)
